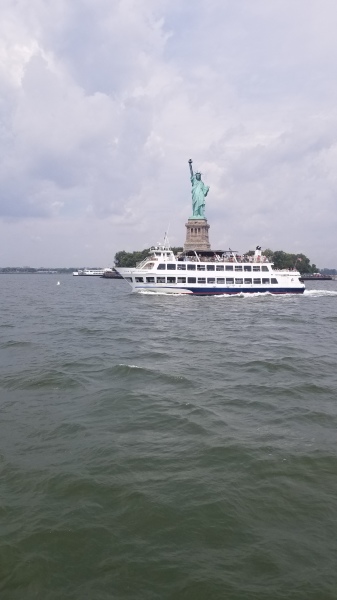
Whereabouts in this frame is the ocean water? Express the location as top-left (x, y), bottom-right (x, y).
top-left (1, 275), bottom-right (337, 599)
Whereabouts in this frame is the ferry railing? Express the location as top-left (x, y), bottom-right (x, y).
top-left (136, 258), bottom-right (150, 269)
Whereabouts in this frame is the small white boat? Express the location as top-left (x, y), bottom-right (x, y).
top-left (74, 268), bottom-right (112, 277)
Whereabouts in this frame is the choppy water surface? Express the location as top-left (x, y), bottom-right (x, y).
top-left (1, 275), bottom-right (337, 599)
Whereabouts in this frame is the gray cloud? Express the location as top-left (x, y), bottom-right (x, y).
top-left (1, 0), bottom-right (337, 266)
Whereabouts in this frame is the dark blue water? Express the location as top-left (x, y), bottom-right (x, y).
top-left (1, 275), bottom-right (337, 599)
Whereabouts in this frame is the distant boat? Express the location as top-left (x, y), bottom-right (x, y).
top-left (73, 268), bottom-right (112, 277)
top-left (300, 274), bottom-right (332, 281)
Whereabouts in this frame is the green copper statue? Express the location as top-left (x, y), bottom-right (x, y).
top-left (189, 158), bottom-right (209, 219)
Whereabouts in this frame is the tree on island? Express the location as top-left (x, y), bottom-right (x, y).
top-left (114, 248), bottom-right (184, 268)
top-left (114, 249), bottom-right (150, 268)
top-left (261, 250), bottom-right (317, 274)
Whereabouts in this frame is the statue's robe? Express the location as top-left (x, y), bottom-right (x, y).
top-left (191, 175), bottom-right (209, 218)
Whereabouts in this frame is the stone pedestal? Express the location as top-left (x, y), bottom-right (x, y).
top-left (184, 218), bottom-right (211, 251)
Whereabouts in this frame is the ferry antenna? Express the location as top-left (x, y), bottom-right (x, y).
top-left (164, 223), bottom-right (170, 247)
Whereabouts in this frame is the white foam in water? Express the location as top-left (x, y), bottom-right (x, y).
top-left (176, 290), bottom-right (337, 300)
top-left (136, 289), bottom-right (337, 299)
top-left (304, 289), bottom-right (337, 297)
top-left (214, 290), bottom-right (337, 299)
top-left (138, 290), bottom-right (188, 296)
top-left (215, 291), bottom-right (278, 299)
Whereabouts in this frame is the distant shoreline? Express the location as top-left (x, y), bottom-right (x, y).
top-left (300, 275), bottom-right (333, 281)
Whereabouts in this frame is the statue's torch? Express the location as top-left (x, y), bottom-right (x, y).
top-left (188, 159), bottom-right (193, 178)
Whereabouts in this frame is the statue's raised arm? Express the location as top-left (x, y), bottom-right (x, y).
top-left (188, 158), bottom-right (209, 219)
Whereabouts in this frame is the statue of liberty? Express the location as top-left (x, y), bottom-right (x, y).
top-left (188, 159), bottom-right (209, 219)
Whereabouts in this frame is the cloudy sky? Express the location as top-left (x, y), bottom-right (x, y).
top-left (1, 0), bottom-right (337, 267)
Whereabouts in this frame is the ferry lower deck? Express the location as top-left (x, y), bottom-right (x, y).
top-left (119, 267), bottom-right (305, 295)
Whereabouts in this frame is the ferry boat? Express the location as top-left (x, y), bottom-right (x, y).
top-left (116, 244), bottom-right (305, 295)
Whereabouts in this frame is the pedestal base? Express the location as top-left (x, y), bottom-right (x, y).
top-left (184, 219), bottom-right (211, 251)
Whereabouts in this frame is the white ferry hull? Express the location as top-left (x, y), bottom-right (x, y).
top-left (117, 272), bottom-right (305, 296)
top-left (129, 284), bottom-right (304, 295)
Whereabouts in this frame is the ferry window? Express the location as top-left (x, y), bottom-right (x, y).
top-left (235, 278), bottom-right (243, 284)
top-left (177, 264), bottom-right (186, 270)
top-left (167, 277), bottom-right (176, 283)
top-left (244, 265), bottom-right (251, 272)
top-left (177, 277), bottom-right (186, 283)
top-left (198, 278), bottom-right (206, 284)
top-left (125, 277), bottom-right (132, 282)
top-left (187, 264), bottom-right (196, 271)
top-left (146, 277), bottom-right (155, 283)
top-left (225, 265), bottom-right (233, 271)
top-left (271, 278), bottom-right (278, 284)
top-left (135, 277), bottom-right (144, 282)
top-left (158, 264), bottom-right (166, 270)
top-left (253, 278), bottom-right (261, 284)
top-left (235, 265), bottom-right (243, 271)
top-left (217, 278), bottom-right (225, 284)
top-left (244, 278), bottom-right (252, 284)
top-left (207, 265), bottom-right (215, 271)
top-left (156, 277), bottom-right (165, 283)
top-left (216, 265), bottom-right (224, 271)
top-left (197, 264), bottom-right (205, 271)
top-left (187, 277), bottom-right (196, 283)
top-left (253, 266), bottom-right (260, 272)
top-left (207, 278), bottom-right (215, 284)
top-left (226, 278), bottom-right (234, 284)
top-left (262, 278), bottom-right (270, 284)
top-left (261, 266), bottom-right (269, 272)
top-left (167, 264), bottom-right (175, 270)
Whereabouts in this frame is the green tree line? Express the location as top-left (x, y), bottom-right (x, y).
top-left (114, 248), bottom-right (183, 268)
top-left (261, 250), bottom-right (317, 274)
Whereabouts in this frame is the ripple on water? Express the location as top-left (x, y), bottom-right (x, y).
top-left (1, 369), bottom-right (83, 391)
top-left (1, 277), bottom-right (337, 599)
top-left (0, 340), bottom-right (33, 349)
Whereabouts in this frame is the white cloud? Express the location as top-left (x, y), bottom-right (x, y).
top-left (1, 0), bottom-right (337, 266)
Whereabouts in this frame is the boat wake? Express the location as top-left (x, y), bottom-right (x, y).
top-left (135, 289), bottom-right (337, 299)
top-left (303, 289), bottom-right (337, 297)
top-left (138, 291), bottom-right (298, 299)
top-left (215, 291), bottom-right (273, 299)
top-left (214, 290), bottom-right (337, 300)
